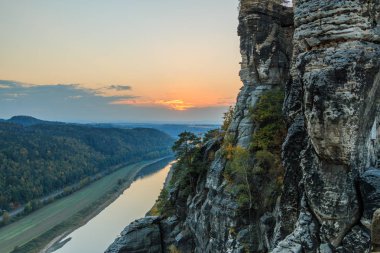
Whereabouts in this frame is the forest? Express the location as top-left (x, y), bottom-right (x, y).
top-left (0, 120), bottom-right (173, 210)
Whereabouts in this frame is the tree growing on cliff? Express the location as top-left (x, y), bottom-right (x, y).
top-left (203, 129), bottom-right (221, 143)
top-left (222, 106), bottom-right (234, 133)
top-left (228, 147), bottom-right (254, 213)
top-left (250, 88), bottom-right (286, 153)
top-left (223, 88), bottom-right (286, 216)
top-left (172, 132), bottom-right (201, 163)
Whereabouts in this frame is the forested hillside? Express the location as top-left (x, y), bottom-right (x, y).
top-left (90, 123), bottom-right (218, 139)
top-left (0, 121), bottom-right (173, 210)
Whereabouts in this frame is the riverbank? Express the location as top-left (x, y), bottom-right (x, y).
top-left (0, 159), bottom-right (147, 225)
top-left (0, 157), bottom-right (172, 253)
top-left (44, 157), bottom-right (174, 253)
top-left (51, 160), bottom-right (174, 253)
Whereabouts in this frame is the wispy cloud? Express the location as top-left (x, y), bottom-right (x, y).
top-left (0, 80), bottom-right (30, 88)
top-left (0, 80), bottom-right (136, 103)
top-left (4, 93), bottom-right (27, 98)
top-left (91, 84), bottom-right (133, 97)
top-left (110, 98), bottom-right (148, 106)
top-left (0, 80), bottom-right (229, 123)
top-left (108, 85), bottom-right (132, 91)
top-left (0, 84), bottom-right (10, 89)
top-left (67, 95), bottom-right (83, 99)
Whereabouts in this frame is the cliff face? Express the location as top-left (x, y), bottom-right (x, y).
top-left (275, 1), bottom-right (380, 252)
top-left (106, 1), bottom-right (380, 252)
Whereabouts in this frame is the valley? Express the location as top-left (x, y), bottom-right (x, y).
top-left (0, 157), bottom-right (172, 253)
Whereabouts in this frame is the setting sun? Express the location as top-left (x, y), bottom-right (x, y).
top-left (155, 100), bottom-right (194, 111)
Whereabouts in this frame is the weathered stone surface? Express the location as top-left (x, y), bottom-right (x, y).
top-left (275, 0), bottom-right (380, 251)
top-left (272, 201), bottom-right (319, 253)
top-left (336, 225), bottom-right (371, 253)
top-left (299, 42), bottom-right (380, 165)
top-left (301, 143), bottom-right (360, 246)
top-left (373, 209), bottom-right (380, 252)
top-left (105, 216), bottom-right (162, 253)
top-left (360, 169), bottom-right (380, 222)
top-left (293, 1), bottom-right (380, 49)
top-left (272, 114), bottom-right (306, 245)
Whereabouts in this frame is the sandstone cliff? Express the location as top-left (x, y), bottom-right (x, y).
top-left (106, 1), bottom-right (380, 252)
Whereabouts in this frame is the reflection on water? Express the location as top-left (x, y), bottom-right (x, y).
top-left (134, 157), bottom-right (173, 180)
top-left (52, 158), bottom-right (174, 253)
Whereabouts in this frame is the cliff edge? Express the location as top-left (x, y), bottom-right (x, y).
top-left (106, 1), bottom-right (380, 252)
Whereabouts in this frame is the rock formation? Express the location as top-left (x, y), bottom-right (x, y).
top-left (373, 209), bottom-right (380, 252)
top-left (106, 1), bottom-right (380, 252)
top-left (274, 1), bottom-right (380, 252)
top-left (105, 217), bottom-right (163, 253)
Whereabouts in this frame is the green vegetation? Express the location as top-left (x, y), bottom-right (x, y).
top-left (151, 106), bottom-right (236, 218)
top-left (0, 159), bottom-right (166, 253)
top-left (172, 132), bottom-right (201, 162)
top-left (203, 129), bottom-right (221, 143)
top-left (151, 131), bottom-right (215, 217)
top-left (0, 122), bottom-right (173, 211)
top-left (250, 88), bottom-right (286, 152)
top-left (168, 244), bottom-right (182, 253)
top-left (219, 106), bottom-right (236, 160)
top-left (152, 90), bottom-right (286, 219)
top-left (223, 88), bottom-right (286, 213)
top-left (150, 188), bottom-right (173, 216)
top-left (1, 212), bottom-right (10, 225)
top-left (225, 147), bottom-right (253, 209)
top-left (222, 106), bottom-right (234, 132)
top-left (171, 132), bottom-right (206, 197)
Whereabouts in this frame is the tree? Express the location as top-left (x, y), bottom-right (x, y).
top-left (203, 129), bottom-right (221, 143)
top-left (0, 122), bottom-right (173, 210)
top-left (2, 211), bottom-right (10, 225)
top-left (24, 202), bottom-right (32, 214)
top-left (222, 106), bottom-right (234, 132)
top-left (172, 132), bottom-right (201, 162)
top-left (172, 132), bottom-right (204, 193)
top-left (229, 147), bottom-right (253, 213)
top-left (250, 89), bottom-right (286, 153)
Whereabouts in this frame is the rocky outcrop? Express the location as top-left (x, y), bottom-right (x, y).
top-left (105, 217), bottom-right (163, 253)
top-left (360, 169), bottom-right (380, 224)
top-left (106, 1), bottom-right (380, 253)
top-left (273, 1), bottom-right (380, 252)
top-left (373, 209), bottom-right (380, 252)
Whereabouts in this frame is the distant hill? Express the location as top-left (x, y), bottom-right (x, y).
top-left (6, 115), bottom-right (63, 126)
top-left (4, 116), bottom-right (219, 138)
top-left (90, 123), bottom-right (219, 138)
top-left (0, 119), bottom-right (174, 210)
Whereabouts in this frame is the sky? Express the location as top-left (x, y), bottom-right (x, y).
top-left (0, 0), bottom-right (241, 123)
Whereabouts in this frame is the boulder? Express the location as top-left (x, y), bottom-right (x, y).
top-left (373, 209), bottom-right (380, 252)
top-left (105, 216), bottom-right (162, 253)
top-left (360, 169), bottom-right (380, 221)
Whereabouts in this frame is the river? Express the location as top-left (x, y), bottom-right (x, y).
top-left (50, 159), bottom-right (174, 253)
